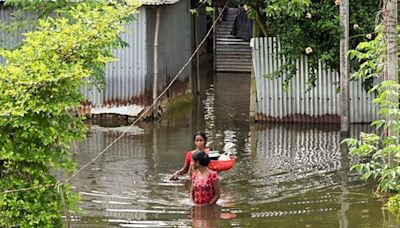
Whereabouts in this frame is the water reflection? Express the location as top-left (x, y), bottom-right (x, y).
top-left (249, 124), bottom-right (343, 200)
top-left (70, 72), bottom-right (388, 227)
top-left (191, 204), bottom-right (221, 228)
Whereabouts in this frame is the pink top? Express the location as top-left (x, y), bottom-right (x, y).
top-left (191, 170), bottom-right (219, 204)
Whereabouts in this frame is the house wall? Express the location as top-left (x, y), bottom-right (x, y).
top-left (0, 6), bottom-right (151, 108)
top-left (82, 8), bottom-right (150, 108)
top-left (0, 5), bottom-right (33, 65)
top-left (195, 5), bottom-right (208, 56)
top-left (1, 3), bottom-right (194, 115)
top-left (0, 6), bottom-right (30, 51)
top-left (146, 0), bottom-right (193, 99)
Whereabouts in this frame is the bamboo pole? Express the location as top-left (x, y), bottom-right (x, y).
top-left (153, 7), bottom-right (161, 119)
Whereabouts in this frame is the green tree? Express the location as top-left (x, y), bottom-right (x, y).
top-left (344, 21), bottom-right (400, 219)
top-left (0, 1), bottom-right (140, 226)
top-left (244, 0), bottom-right (380, 88)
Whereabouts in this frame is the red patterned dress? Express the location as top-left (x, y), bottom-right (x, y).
top-left (191, 170), bottom-right (219, 205)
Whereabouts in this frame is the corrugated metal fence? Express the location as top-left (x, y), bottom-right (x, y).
top-left (251, 37), bottom-right (379, 123)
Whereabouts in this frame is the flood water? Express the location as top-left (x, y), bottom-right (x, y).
top-left (70, 72), bottom-right (396, 227)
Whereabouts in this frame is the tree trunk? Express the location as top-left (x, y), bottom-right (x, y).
top-left (339, 0), bottom-right (350, 132)
top-left (255, 12), bottom-right (267, 37)
top-left (384, 0), bottom-right (397, 82)
top-left (384, 0), bottom-right (398, 167)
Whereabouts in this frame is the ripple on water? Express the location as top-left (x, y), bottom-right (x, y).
top-left (72, 85), bottom-right (383, 227)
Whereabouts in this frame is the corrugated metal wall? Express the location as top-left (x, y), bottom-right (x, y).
top-left (146, 0), bottom-right (192, 97)
top-left (0, 6), bottom-right (30, 50)
top-left (194, 5), bottom-right (208, 56)
top-left (0, 6), bottom-right (150, 108)
top-left (81, 8), bottom-right (149, 107)
top-left (2, 3), bottom-right (193, 111)
top-left (0, 6), bottom-right (33, 64)
top-left (251, 37), bottom-right (379, 123)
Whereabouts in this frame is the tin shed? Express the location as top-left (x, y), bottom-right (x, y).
top-left (0, 1), bottom-right (194, 117)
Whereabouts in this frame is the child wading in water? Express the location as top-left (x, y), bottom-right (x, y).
top-left (170, 131), bottom-right (210, 180)
top-left (190, 150), bottom-right (221, 205)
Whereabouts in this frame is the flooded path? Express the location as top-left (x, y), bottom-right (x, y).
top-left (71, 72), bottom-right (393, 227)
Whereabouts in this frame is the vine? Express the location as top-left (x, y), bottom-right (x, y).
top-left (344, 24), bottom-right (400, 217)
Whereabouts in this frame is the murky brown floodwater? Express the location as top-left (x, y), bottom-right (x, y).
top-left (70, 72), bottom-right (397, 227)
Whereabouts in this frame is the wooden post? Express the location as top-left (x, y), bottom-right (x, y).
top-left (249, 23), bottom-right (256, 122)
top-left (249, 62), bottom-right (256, 122)
top-left (384, 0), bottom-right (398, 167)
top-left (339, 0), bottom-right (349, 132)
top-left (195, 14), bottom-right (201, 94)
top-left (212, 8), bottom-right (216, 72)
top-left (153, 7), bottom-right (161, 119)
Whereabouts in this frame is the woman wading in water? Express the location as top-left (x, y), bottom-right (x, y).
top-left (170, 131), bottom-right (210, 180)
top-left (190, 150), bottom-right (221, 205)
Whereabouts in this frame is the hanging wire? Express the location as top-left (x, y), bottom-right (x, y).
top-left (1, 0), bottom-right (232, 195)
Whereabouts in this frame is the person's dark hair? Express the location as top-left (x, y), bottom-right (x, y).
top-left (193, 131), bottom-right (207, 142)
top-left (192, 150), bottom-right (210, 166)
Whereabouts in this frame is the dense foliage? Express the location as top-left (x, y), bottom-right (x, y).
top-left (245, 0), bottom-right (381, 88)
top-left (344, 25), bottom-right (400, 216)
top-left (344, 79), bottom-right (400, 216)
top-left (0, 1), bottom-right (139, 226)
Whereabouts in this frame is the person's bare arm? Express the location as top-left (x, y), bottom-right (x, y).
top-left (209, 179), bottom-right (221, 204)
top-left (170, 161), bottom-right (190, 180)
